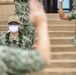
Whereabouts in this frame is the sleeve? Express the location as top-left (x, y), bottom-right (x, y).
top-left (0, 46), bottom-right (45, 75)
top-left (67, 10), bottom-right (76, 20)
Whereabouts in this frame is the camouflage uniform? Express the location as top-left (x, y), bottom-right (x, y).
top-left (0, 46), bottom-right (45, 75)
top-left (0, 33), bottom-right (32, 50)
top-left (14, 0), bottom-right (42, 47)
top-left (0, 32), bottom-right (3, 36)
top-left (67, 0), bottom-right (76, 20)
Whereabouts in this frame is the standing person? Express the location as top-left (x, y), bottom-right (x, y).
top-left (0, 0), bottom-right (50, 75)
top-left (59, 0), bottom-right (76, 20)
top-left (14, 0), bottom-right (42, 48)
top-left (59, 0), bottom-right (76, 46)
top-left (0, 15), bottom-right (32, 50)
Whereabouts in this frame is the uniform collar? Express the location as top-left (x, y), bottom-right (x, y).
top-left (9, 35), bottom-right (19, 42)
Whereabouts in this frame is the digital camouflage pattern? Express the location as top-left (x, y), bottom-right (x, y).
top-left (0, 33), bottom-right (32, 50)
top-left (72, 0), bottom-right (76, 10)
top-left (14, 0), bottom-right (42, 47)
top-left (0, 46), bottom-right (45, 75)
top-left (67, 0), bottom-right (76, 20)
top-left (67, 10), bottom-right (76, 20)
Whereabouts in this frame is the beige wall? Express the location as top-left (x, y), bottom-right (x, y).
top-left (0, 0), bottom-right (14, 20)
top-left (0, 0), bottom-right (14, 3)
top-left (0, 0), bottom-right (43, 20)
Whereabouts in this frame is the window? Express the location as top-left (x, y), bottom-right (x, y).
top-left (57, 0), bottom-right (72, 12)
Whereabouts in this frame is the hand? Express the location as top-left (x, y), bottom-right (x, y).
top-left (29, 0), bottom-right (47, 27)
top-left (59, 0), bottom-right (64, 2)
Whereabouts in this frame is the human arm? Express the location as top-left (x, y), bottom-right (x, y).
top-left (0, 46), bottom-right (45, 75)
top-left (59, 0), bottom-right (69, 20)
top-left (29, 0), bottom-right (50, 64)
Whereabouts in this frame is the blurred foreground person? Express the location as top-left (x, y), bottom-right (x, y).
top-left (0, 0), bottom-right (51, 75)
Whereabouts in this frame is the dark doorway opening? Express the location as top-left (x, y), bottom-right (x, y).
top-left (43, 0), bottom-right (72, 13)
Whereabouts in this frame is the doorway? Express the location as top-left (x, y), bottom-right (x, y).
top-left (43, 0), bottom-right (72, 13)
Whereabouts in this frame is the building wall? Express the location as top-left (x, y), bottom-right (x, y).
top-left (0, 0), bottom-right (43, 20)
top-left (0, 0), bottom-right (14, 20)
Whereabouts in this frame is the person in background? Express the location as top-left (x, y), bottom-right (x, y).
top-left (59, 0), bottom-right (76, 46)
top-left (0, 15), bottom-right (32, 50)
top-left (59, 0), bottom-right (76, 20)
